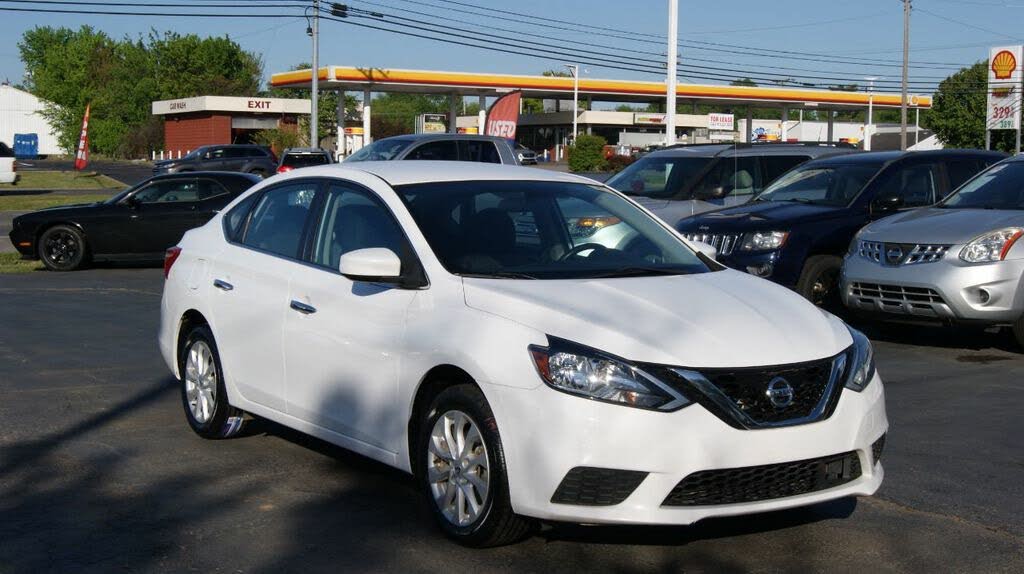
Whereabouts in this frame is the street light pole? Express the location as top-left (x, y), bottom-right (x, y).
top-left (900, 0), bottom-right (911, 151)
top-left (865, 76), bottom-right (878, 151)
top-left (311, 0), bottom-right (320, 149)
top-left (565, 64), bottom-right (579, 140)
top-left (666, 0), bottom-right (678, 146)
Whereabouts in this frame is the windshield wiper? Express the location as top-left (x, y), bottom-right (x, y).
top-left (585, 267), bottom-right (687, 279)
top-left (460, 271), bottom-right (540, 280)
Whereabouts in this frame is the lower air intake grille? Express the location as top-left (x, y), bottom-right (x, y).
top-left (872, 434), bottom-right (886, 465)
top-left (551, 467), bottom-right (648, 506)
top-left (662, 451), bottom-right (862, 506)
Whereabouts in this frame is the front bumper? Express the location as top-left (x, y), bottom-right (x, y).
top-left (841, 253), bottom-right (1024, 324)
top-left (489, 373), bottom-right (886, 525)
top-left (8, 225), bottom-right (36, 257)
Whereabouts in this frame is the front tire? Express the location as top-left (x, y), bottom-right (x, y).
top-left (796, 255), bottom-right (843, 308)
top-left (1012, 315), bottom-right (1024, 352)
top-left (417, 384), bottom-right (533, 547)
top-left (179, 325), bottom-right (245, 439)
top-left (38, 224), bottom-right (89, 271)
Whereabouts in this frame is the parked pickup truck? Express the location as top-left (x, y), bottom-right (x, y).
top-left (0, 142), bottom-right (17, 185)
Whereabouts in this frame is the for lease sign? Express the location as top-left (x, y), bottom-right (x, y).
top-left (708, 113), bottom-right (735, 131)
top-left (987, 45), bottom-right (1022, 131)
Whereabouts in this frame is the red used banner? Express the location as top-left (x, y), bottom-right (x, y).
top-left (485, 91), bottom-right (521, 139)
top-left (74, 103), bottom-right (91, 171)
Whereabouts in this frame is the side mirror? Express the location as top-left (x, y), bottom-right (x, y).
top-left (124, 195), bottom-right (140, 209)
top-left (695, 186), bottom-right (727, 200)
top-left (871, 194), bottom-right (903, 214)
top-left (690, 240), bottom-right (718, 261)
top-left (339, 248), bottom-right (403, 282)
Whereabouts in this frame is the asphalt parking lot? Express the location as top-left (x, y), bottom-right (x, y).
top-left (1, 268), bottom-right (1022, 573)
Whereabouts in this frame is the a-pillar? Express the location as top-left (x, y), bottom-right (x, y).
top-left (449, 92), bottom-right (459, 134)
top-left (826, 109), bottom-right (835, 144)
top-left (478, 95), bottom-right (486, 135)
top-left (336, 89), bottom-right (346, 159)
top-left (362, 88), bottom-right (372, 145)
top-left (781, 108), bottom-right (789, 142)
top-left (745, 107), bottom-right (753, 142)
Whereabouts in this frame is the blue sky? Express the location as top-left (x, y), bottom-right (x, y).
top-left (2, 0), bottom-right (1022, 94)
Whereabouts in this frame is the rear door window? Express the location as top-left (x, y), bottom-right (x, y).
top-left (197, 178), bottom-right (230, 200)
top-left (944, 159), bottom-right (985, 196)
top-left (406, 140), bottom-right (458, 161)
top-left (458, 140), bottom-right (502, 163)
top-left (242, 182), bottom-right (320, 258)
top-left (693, 156), bottom-right (761, 200)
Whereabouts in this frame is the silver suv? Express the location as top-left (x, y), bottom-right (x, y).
top-left (841, 156), bottom-right (1024, 348)
top-left (605, 143), bottom-right (855, 227)
top-left (345, 134), bottom-right (519, 165)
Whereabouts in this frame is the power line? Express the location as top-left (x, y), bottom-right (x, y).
top-left (0, 5), bottom-right (303, 17)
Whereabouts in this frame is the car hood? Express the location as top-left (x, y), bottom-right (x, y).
top-left (462, 270), bottom-right (851, 368)
top-left (21, 203), bottom-right (101, 218)
top-left (860, 207), bottom-right (1024, 245)
top-left (678, 201), bottom-right (846, 231)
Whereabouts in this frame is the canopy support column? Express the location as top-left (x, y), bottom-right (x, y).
top-left (336, 90), bottom-right (346, 159)
top-left (781, 108), bottom-right (789, 142)
top-left (449, 92), bottom-right (458, 134)
top-left (827, 110), bottom-right (835, 144)
top-left (362, 88), bottom-right (372, 145)
top-left (478, 95), bottom-right (486, 135)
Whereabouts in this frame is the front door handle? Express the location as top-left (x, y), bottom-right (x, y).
top-left (290, 300), bottom-right (316, 314)
top-left (213, 279), bottom-right (233, 291)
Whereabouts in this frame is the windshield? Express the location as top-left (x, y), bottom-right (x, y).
top-left (345, 138), bottom-right (413, 162)
top-left (395, 180), bottom-right (714, 279)
top-left (754, 163), bottom-right (882, 206)
top-left (282, 153), bottom-right (330, 168)
top-left (605, 156), bottom-right (712, 199)
top-left (940, 162), bottom-right (1024, 210)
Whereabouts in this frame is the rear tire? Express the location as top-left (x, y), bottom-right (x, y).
top-left (179, 325), bottom-right (245, 439)
top-left (417, 384), bottom-right (534, 547)
top-left (796, 255), bottom-right (843, 308)
top-left (38, 224), bottom-right (89, 271)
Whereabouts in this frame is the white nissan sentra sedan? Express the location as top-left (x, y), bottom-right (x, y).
top-left (158, 161), bottom-right (887, 547)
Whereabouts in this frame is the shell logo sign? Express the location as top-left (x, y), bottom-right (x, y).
top-left (992, 50), bottom-right (1017, 80)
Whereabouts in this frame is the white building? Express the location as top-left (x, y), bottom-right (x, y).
top-left (0, 84), bottom-right (62, 156)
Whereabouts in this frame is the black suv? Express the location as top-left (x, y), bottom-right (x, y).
top-left (153, 144), bottom-right (277, 177)
top-left (677, 149), bottom-right (1007, 305)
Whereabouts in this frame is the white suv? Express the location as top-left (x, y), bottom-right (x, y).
top-left (159, 161), bottom-right (887, 547)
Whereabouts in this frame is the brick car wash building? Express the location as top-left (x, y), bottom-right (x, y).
top-left (152, 96), bottom-right (310, 157)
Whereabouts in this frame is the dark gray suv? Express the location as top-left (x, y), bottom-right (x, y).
top-left (153, 145), bottom-right (277, 177)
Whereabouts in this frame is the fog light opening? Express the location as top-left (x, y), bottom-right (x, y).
top-left (746, 263), bottom-right (773, 277)
top-left (978, 288), bottom-right (991, 305)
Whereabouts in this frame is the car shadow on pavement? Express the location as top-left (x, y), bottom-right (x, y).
top-left (848, 317), bottom-right (1019, 353)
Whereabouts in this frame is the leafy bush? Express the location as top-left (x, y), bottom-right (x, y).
top-left (253, 129), bottom-right (301, 155)
top-left (568, 134), bottom-right (607, 172)
top-left (604, 154), bottom-right (635, 173)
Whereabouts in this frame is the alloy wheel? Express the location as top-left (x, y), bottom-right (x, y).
top-left (184, 340), bottom-right (218, 424)
top-left (43, 230), bottom-right (80, 266)
top-left (427, 410), bottom-right (491, 527)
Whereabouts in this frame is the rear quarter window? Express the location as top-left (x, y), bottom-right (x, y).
top-left (223, 193), bottom-right (260, 242)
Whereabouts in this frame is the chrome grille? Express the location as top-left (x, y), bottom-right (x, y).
top-left (851, 282), bottom-right (946, 305)
top-left (858, 241), bottom-right (949, 265)
top-left (682, 233), bottom-right (742, 256)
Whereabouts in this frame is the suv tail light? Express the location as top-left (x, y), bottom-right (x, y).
top-left (164, 247), bottom-right (182, 279)
top-left (277, 165), bottom-right (293, 174)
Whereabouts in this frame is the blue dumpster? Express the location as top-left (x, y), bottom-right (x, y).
top-left (13, 134), bottom-right (38, 159)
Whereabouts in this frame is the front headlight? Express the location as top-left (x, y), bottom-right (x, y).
top-left (959, 227), bottom-right (1023, 263)
top-left (740, 231), bottom-right (789, 252)
top-left (528, 337), bottom-right (690, 411)
top-left (845, 326), bottom-right (876, 392)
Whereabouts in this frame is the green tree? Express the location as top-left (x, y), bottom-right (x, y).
top-left (18, 26), bottom-right (264, 157)
top-left (929, 61), bottom-right (1010, 151)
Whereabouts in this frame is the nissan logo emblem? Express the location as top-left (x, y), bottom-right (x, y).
top-left (765, 377), bottom-right (795, 408)
top-left (886, 246), bottom-right (904, 264)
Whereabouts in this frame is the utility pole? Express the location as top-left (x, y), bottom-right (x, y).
top-left (865, 77), bottom-right (878, 151)
top-left (566, 64), bottom-right (579, 140)
top-left (666, 0), bottom-right (678, 146)
top-left (900, 0), bottom-right (911, 151)
top-left (311, 0), bottom-right (320, 149)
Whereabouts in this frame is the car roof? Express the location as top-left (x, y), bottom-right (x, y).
top-left (376, 133), bottom-right (511, 143)
top-left (646, 143), bottom-right (853, 158)
top-left (277, 161), bottom-right (592, 187)
top-left (283, 147), bottom-right (331, 154)
top-left (151, 171), bottom-right (261, 180)
top-left (804, 149), bottom-right (1006, 166)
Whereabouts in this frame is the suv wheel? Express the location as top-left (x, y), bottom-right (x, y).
top-left (417, 384), bottom-right (533, 547)
top-left (1012, 315), bottom-right (1024, 351)
top-left (38, 224), bottom-right (89, 271)
top-left (796, 255), bottom-right (843, 308)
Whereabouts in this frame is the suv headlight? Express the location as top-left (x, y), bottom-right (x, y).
top-left (529, 337), bottom-right (690, 411)
top-left (959, 227), bottom-right (1023, 263)
top-left (740, 231), bottom-right (789, 252)
top-left (845, 326), bottom-right (876, 392)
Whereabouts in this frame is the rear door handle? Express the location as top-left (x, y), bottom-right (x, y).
top-left (213, 279), bottom-right (233, 291)
top-left (290, 300), bottom-right (316, 314)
